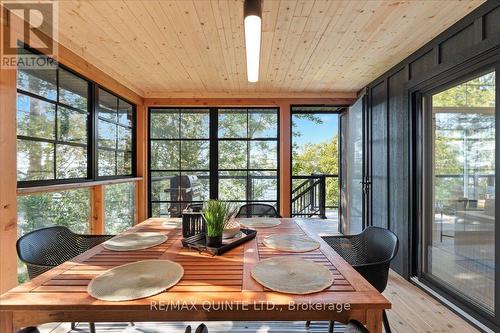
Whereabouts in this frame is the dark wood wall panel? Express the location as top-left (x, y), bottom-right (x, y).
top-left (362, 1), bottom-right (500, 279)
top-left (388, 69), bottom-right (409, 276)
top-left (440, 24), bottom-right (475, 63)
top-left (484, 6), bottom-right (500, 38)
top-left (370, 82), bottom-right (388, 229)
top-left (409, 50), bottom-right (435, 81)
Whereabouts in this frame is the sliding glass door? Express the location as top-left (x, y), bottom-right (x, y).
top-left (148, 107), bottom-right (279, 217)
top-left (421, 70), bottom-right (496, 317)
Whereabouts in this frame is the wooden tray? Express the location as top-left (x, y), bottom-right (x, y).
top-left (181, 229), bottom-right (257, 255)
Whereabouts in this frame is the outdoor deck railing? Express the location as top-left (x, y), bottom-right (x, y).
top-left (291, 174), bottom-right (338, 218)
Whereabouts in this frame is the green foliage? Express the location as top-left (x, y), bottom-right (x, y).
top-left (292, 134), bottom-right (339, 207)
top-left (202, 200), bottom-right (235, 237)
top-left (105, 183), bottom-right (136, 234)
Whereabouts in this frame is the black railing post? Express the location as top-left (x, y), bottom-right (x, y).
top-left (319, 175), bottom-right (326, 219)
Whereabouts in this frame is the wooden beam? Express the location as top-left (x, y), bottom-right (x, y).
top-left (278, 101), bottom-right (292, 218)
top-left (0, 7), bottom-right (20, 293)
top-left (144, 91), bottom-right (358, 99)
top-left (145, 97), bottom-right (355, 107)
top-left (90, 185), bottom-right (105, 235)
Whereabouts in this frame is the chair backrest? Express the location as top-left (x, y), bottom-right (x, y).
top-left (186, 203), bottom-right (204, 212)
top-left (235, 203), bottom-right (279, 218)
top-left (17, 226), bottom-right (81, 268)
top-left (361, 226), bottom-right (399, 264)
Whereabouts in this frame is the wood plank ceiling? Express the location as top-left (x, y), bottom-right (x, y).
top-left (48, 0), bottom-right (483, 98)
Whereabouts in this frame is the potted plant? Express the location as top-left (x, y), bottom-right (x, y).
top-left (202, 200), bottom-right (235, 247)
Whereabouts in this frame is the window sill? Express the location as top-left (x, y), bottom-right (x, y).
top-left (17, 177), bottom-right (143, 196)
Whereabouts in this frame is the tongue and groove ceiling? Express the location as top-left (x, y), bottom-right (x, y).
top-left (44, 0), bottom-right (483, 98)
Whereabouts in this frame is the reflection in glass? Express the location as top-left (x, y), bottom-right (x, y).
top-left (17, 66), bottom-right (57, 101)
top-left (105, 182), bottom-right (135, 234)
top-left (118, 99), bottom-right (133, 126)
top-left (17, 140), bottom-right (54, 181)
top-left (219, 171), bottom-right (246, 201)
top-left (250, 171), bottom-right (277, 201)
top-left (58, 68), bottom-right (88, 110)
top-left (151, 171), bottom-right (179, 202)
top-left (181, 141), bottom-right (209, 170)
top-left (150, 111), bottom-right (179, 139)
top-left (151, 141), bottom-right (179, 170)
top-left (250, 141), bottom-right (277, 169)
top-left (219, 141), bottom-right (247, 169)
top-left (56, 145), bottom-right (87, 179)
top-left (427, 71), bottom-right (495, 312)
top-left (117, 151), bottom-right (132, 175)
top-left (98, 120), bottom-right (117, 148)
top-left (117, 126), bottom-right (132, 151)
top-left (98, 149), bottom-right (115, 176)
top-left (249, 110), bottom-right (277, 138)
top-left (58, 107), bottom-right (87, 144)
top-left (218, 109), bottom-right (247, 138)
top-left (16, 94), bottom-right (55, 140)
top-left (98, 89), bottom-right (118, 122)
top-left (181, 110), bottom-right (210, 139)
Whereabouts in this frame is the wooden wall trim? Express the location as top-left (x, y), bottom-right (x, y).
top-left (90, 186), bottom-right (105, 234)
top-left (0, 10), bottom-right (19, 293)
top-left (145, 97), bottom-right (355, 107)
top-left (135, 105), bottom-right (148, 223)
top-left (16, 177), bottom-right (143, 196)
top-left (144, 92), bottom-right (357, 99)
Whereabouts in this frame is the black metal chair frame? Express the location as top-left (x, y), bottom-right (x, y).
top-left (235, 203), bottom-right (280, 218)
top-left (17, 226), bottom-right (114, 333)
top-left (320, 226), bottom-right (399, 333)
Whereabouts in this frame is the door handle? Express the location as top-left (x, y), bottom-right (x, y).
top-left (360, 177), bottom-right (371, 194)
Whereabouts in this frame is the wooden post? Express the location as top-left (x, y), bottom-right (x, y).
top-left (0, 7), bottom-right (19, 293)
top-left (278, 101), bottom-right (292, 217)
top-left (135, 104), bottom-right (148, 223)
top-left (90, 185), bottom-right (105, 234)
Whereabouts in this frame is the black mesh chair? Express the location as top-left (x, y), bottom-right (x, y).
top-left (17, 226), bottom-right (113, 333)
top-left (344, 320), bottom-right (369, 333)
top-left (322, 227), bottom-right (399, 333)
top-left (235, 203), bottom-right (280, 218)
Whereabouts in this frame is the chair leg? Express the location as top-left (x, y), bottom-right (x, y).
top-left (305, 320), bottom-right (311, 327)
top-left (70, 322), bottom-right (76, 330)
top-left (89, 322), bottom-right (96, 333)
top-left (328, 321), bottom-right (334, 333)
top-left (382, 310), bottom-right (391, 333)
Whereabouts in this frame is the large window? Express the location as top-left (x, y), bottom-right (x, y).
top-left (16, 48), bottom-right (136, 186)
top-left (17, 58), bottom-right (89, 183)
top-left (97, 88), bottom-right (134, 177)
top-left (149, 107), bottom-right (279, 217)
top-left (422, 70), bottom-right (495, 314)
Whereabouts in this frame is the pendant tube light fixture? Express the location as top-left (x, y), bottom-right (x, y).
top-left (244, 0), bottom-right (262, 83)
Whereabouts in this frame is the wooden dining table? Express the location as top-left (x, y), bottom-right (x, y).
top-left (0, 217), bottom-right (390, 333)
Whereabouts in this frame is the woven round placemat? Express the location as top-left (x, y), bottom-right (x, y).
top-left (103, 232), bottom-right (167, 251)
top-left (251, 256), bottom-right (333, 294)
top-left (263, 234), bottom-right (320, 252)
top-left (237, 218), bottom-right (281, 228)
top-left (160, 218), bottom-right (183, 229)
top-left (87, 259), bottom-right (183, 301)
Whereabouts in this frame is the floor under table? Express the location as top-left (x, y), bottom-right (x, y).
top-left (34, 271), bottom-right (479, 333)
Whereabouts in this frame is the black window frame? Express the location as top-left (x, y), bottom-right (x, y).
top-left (16, 45), bottom-right (137, 188)
top-left (148, 107), bottom-right (280, 217)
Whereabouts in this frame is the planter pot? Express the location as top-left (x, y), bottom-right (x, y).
top-left (206, 234), bottom-right (223, 247)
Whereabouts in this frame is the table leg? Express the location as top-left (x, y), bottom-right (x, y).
top-left (0, 311), bottom-right (16, 333)
top-left (366, 309), bottom-right (383, 333)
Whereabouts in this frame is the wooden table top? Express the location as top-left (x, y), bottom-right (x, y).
top-left (0, 217), bottom-right (390, 326)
